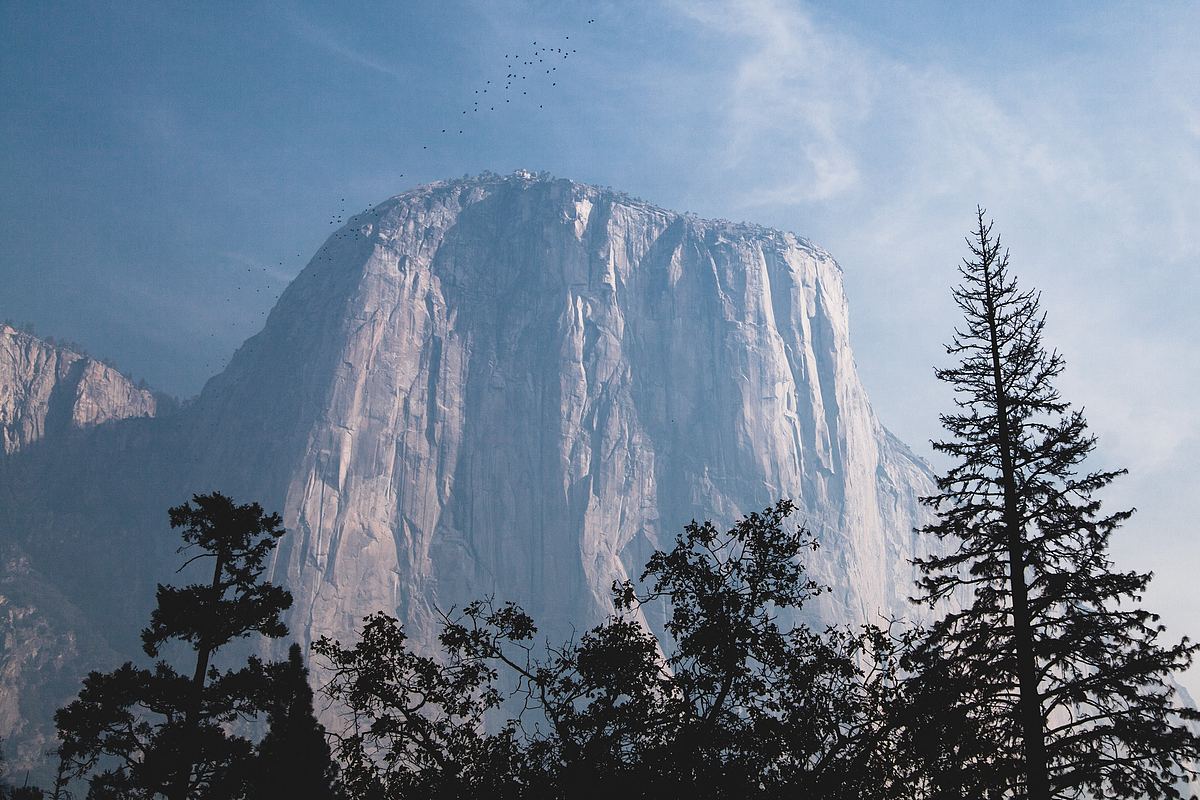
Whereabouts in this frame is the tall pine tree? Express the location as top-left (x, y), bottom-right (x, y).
top-left (909, 209), bottom-right (1200, 799)
top-left (54, 492), bottom-right (293, 799)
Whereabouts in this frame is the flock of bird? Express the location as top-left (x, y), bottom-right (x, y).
top-left (203, 17), bottom-right (597, 375)
top-left (465, 34), bottom-right (583, 116)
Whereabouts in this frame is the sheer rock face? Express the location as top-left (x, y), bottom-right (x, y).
top-left (0, 173), bottom-right (937, 769)
top-left (188, 172), bottom-right (936, 649)
top-left (0, 324), bottom-right (157, 454)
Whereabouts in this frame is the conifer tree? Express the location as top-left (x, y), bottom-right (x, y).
top-left (54, 492), bottom-right (293, 800)
top-left (909, 209), bottom-right (1200, 799)
top-left (250, 644), bottom-right (339, 800)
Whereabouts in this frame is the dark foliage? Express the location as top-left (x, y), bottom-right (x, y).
top-left (249, 644), bottom-right (340, 800)
top-left (315, 500), bottom-right (910, 800)
top-left (54, 493), bottom-right (294, 800)
top-left (909, 209), bottom-right (1200, 799)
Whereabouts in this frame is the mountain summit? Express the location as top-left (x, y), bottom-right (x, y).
top-left (0, 172), bottom-right (934, 768)
top-left (188, 171), bottom-right (933, 643)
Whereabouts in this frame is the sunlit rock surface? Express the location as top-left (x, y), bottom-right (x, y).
top-left (0, 172), bottom-right (937, 770)
top-left (188, 171), bottom-right (935, 647)
top-left (0, 323), bottom-right (157, 454)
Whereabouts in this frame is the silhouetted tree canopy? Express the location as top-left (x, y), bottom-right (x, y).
top-left (908, 209), bottom-right (1200, 799)
top-left (315, 500), bottom-right (912, 800)
top-left (54, 493), bottom-right (294, 800)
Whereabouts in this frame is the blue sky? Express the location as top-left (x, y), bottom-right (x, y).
top-left (2, 0), bottom-right (1198, 683)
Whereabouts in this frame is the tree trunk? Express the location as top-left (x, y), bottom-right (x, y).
top-left (981, 250), bottom-right (1051, 800)
top-left (167, 551), bottom-right (226, 800)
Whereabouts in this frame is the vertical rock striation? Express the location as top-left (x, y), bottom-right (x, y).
top-left (0, 172), bottom-right (939, 770)
top-left (188, 171), bottom-right (936, 650)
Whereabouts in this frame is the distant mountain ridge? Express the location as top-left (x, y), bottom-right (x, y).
top-left (0, 323), bottom-right (159, 455)
top-left (1, 323), bottom-right (157, 765)
top-left (0, 171), bottom-right (937, 772)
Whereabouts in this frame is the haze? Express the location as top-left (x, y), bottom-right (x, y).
top-left (2, 0), bottom-right (1196, 685)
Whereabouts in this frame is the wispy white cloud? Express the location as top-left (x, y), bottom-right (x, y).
top-left (668, 0), bottom-right (1198, 446)
top-left (669, 0), bottom-right (872, 203)
top-left (664, 0), bottom-right (1200, 687)
top-left (286, 9), bottom-right (407, 82)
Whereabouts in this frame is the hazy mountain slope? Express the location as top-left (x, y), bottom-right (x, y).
top-left (0, 325), bottom-right (160, 766)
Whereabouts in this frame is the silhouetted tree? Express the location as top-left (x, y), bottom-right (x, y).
top-left (316, 500), bottom-right (905, 799)
top-left (314, 607), bottom-right (529, 800)
top-left (250, 644), bottom-right (339, 800)
top-left (888, 639), bottom-right (1009, 800)
top-left (908, 209), bottom-right (1200, 799)
top-left (595, 500), bottom-right (906, 799)
top-left (46, 750), bottom-right (69, 800)
top-left (54, 493), bottom-right (293, 800)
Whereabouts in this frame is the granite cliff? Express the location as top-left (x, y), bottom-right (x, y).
top-left (0, 323), bottom-right (158, 455)
top-left (204, 171), bottom-right (936, 646)
top-left (0, 172), bottom-right (936, 769)
top-left (0, 325), bottom-right (158, 764)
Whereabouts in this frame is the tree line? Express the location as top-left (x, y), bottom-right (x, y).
top-left (8, 212), bottom-right (1199, 798)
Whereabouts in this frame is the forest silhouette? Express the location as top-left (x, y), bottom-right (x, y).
top-left (7, 215), bottom-right (1198, 799)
